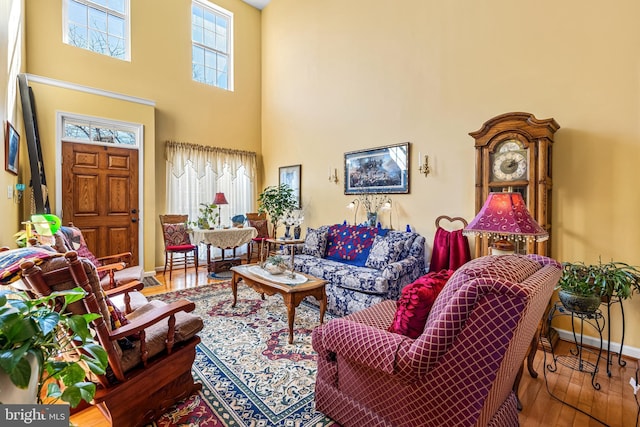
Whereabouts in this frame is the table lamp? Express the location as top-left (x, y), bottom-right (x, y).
top-left (213, 192), bottom-right (228, 228)
top-left (463, 192), bottom-right (548, 254)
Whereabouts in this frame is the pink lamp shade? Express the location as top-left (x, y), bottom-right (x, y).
top-left (463, 192), bottom-right (548, 243)
top-left (213, 193), bottom-right (228, 205)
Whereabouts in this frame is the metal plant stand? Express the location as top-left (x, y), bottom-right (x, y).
top-left (544, 301), bottom-right (605, 390)
top-left (602, 295), bottom-right (626, 376)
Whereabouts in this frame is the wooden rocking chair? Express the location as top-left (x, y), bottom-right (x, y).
top-left (19, 251), bottom-right (203, 427)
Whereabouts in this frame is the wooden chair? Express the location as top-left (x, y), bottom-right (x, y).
top-left (246, 212), bottom-right (272, 262)
top-left (19, 251), bottom-right (203, 427)
top-left (44, 224), bottom-right (144, 290)
top-left (159, 214), bottom-right (199, 279)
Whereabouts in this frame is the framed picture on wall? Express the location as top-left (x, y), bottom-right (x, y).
top-left (5, 121), bottom-right (19, 176)
top-left (344, 142), bottom-right (409, 194)
top-left (279, 164), bottom-right (302, 208)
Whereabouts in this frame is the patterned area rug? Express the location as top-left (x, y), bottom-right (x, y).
top-left (146, 282), bottom-right (335, 426)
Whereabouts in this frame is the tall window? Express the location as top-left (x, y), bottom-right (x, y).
top-left (63, 0), bottom-right (130, 60)
top-left (166, 142), bottom-right (255, 257)
top-left (191, 1), bottom-right (233, 91)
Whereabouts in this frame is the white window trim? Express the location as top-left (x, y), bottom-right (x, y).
top-left (192, 0), bottom-right (234, 91)
top-left (62, 0), bottom-right (132, 62)
top-left (55, 111), bottom-right (144, 266)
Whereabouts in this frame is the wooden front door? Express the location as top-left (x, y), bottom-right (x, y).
top-left (62, 141), bottom-right (139, 264)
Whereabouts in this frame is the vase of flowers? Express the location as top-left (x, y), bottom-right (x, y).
top-left (283, 210), bottom-right (305, 240)
top-left (358, 194), bottom-right (389, 227)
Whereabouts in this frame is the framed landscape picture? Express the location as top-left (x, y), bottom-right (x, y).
top-left (279, 164), bottom-right (301, 208)
top-left (344, 142), bottom-right (409, 194)
top-left (5, 121), bottom-right (19, 175)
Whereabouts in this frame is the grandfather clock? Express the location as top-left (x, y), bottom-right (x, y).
top-left (469, 112), bottom-right (560, 258)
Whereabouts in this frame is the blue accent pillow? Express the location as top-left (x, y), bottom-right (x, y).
top-left (325, 224), bottom-right (388, 267)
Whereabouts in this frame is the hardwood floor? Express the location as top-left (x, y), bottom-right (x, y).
top-left (71, 266), bottom-right (640, 426)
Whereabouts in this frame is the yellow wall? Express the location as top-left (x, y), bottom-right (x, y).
top-left (25, 81), bottom-right (156, 271)
top-left (0, 0), bottom-right (25, 246)
top-left (261, 0), bottom-right (640, 350)
top-left (24, 0), bottom-right (262, 269)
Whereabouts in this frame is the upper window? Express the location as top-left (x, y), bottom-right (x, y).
top-left (62, 115), bottom-right (139, 147)
top-left (63, 0), bottom-right (130, 61)
top-left (191, 1), bottom-right (234, 91)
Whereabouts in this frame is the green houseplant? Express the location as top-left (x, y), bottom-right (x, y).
top-left (257, 184), bottom-right (297, 238)
top-left (0, 287), bottom-right (108, 407)
top-left (192, 202), bottom-right (219, 229)
top-left (557, 260), bottom-right (640, 313)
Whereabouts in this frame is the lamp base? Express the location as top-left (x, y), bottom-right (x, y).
top-left (490, 239), bottom-right (515, 255)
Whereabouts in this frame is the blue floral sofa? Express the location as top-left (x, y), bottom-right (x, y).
top-left (287, 224), bottom-right (426, 316)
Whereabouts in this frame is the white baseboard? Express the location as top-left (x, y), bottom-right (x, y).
top-left (556, 328), bottom-right (640, 360)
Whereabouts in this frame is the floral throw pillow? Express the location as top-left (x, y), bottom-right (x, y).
top-left (162, 223), bottom-right (191, 247)
top-left (365, 234), bottom-right (405, 269)
top-left (302, 227), bottom-right (328, 257)
top-left (388, 270), bottom-right (453, 338)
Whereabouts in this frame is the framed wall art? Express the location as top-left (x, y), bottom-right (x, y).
top-left (344, 142), bottom-right (409, 194)
top-left (5, 121), bottom-right (19, 175)
top-left (279, 164), bottom-right (301, 208)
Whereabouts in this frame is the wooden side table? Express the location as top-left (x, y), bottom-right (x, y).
top-left (262, 238), bottom-right (304, 267)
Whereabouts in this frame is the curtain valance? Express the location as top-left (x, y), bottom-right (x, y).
top-left (166, 141), bottom-right (257, 181)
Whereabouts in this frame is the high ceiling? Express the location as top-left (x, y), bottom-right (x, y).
top-left (241, 0), bottom-right (270, 10)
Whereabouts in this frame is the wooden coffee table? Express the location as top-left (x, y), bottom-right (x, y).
top-left (230, 264), bottom-right (327, 344)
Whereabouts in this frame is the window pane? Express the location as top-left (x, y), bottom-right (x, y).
top-left (215, 15), bottom-right (227, 35)
top-left (92, 0), bottom-right (108, 7)
top-left (192, 26), bottom-right (203, 44)
top-left (216, 54), bottom-right (227, 71)
top-left (205, 66), bottom-right (215, 86)
top-left (68, 24), bottom-right (88, 48)
top-left (64, 123), bottom-right (91, 140)
top-left (217, 71), bottom-right (227, 89)
top-left (192, 45), bottom-right (204, 64)
top-left (192, 5), bottom-right (203, 26)
top-left (109, 0), bottom-right (125, 14)
top-left (193, 63), bottom-right (205, 82)
top-left (215, 34), bottom-right (226, 53)
top-left (115, 130), bottom-right (136, 145)
top-left (109, 15), bottom-right (124, 38)
top-left (203, 10), bottom-right (215, 31)
top-left (68, 1), bottom-right (87, 25)
top-left (205, 50), bottom-right (216, 68)
top-left (89, 29), bottom-right (107, 54)
top-left (108, 35), bottom-right (124, 58)
top-left (204, 29), bottom-right (215, 48)
top-left (89, 7), bottom-right (107, 31)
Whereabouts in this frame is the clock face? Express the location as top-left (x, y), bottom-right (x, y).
top-left (491, 139), bottom-right (527, 182)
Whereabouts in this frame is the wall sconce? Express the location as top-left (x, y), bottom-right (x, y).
top-left (14, 183), bottom-right (25, 203)
top-left (346, 199), bottom-right (360, 225)
top-left (328, 167), bottom-right (339, 184)
top-left (418, 152), bottom-right (430, 177)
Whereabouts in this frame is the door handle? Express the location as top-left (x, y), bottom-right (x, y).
top-left (132, 218), bottom-right (137, 223)
top-left (131, 209), bottom-right (138, 214)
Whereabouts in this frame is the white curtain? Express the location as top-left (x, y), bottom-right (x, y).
top-left (165, 141), bottom-right (257, 259)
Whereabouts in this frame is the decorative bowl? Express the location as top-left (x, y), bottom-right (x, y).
top-left (263, 263), bottom-right (286, 275)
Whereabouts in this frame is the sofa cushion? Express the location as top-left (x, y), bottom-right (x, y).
top-left (386, 230), bottom-right (418, 260)
top-left (365, 234), bottom-right (405, 269)
top-left (302, 227), bottom-right (328, 257)
top-left (325, 224), bottom-right (386, 266)
top-left (388, 270), bottom-right (453, 338)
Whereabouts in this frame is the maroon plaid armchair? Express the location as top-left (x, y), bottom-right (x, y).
top-left (312, 254), bottom-right (561, 427)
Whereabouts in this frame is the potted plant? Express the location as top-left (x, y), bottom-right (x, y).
top-left (557, 260), bottom-right (640, 313)
top-left (257, 184), bottom-right (297, 238)
top-left (0, 287), bottom-right (108, 407)
top-left (193, 202), bottom-right (219, 229)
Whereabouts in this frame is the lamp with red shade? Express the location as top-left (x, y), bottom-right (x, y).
top-left (213, 192), bottom-right (228, 228)
top-left (463, 192), bottom-right (548, 255)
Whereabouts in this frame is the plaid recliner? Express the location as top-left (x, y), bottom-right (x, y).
top-left (312, 254), bottom-right (561, 427)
